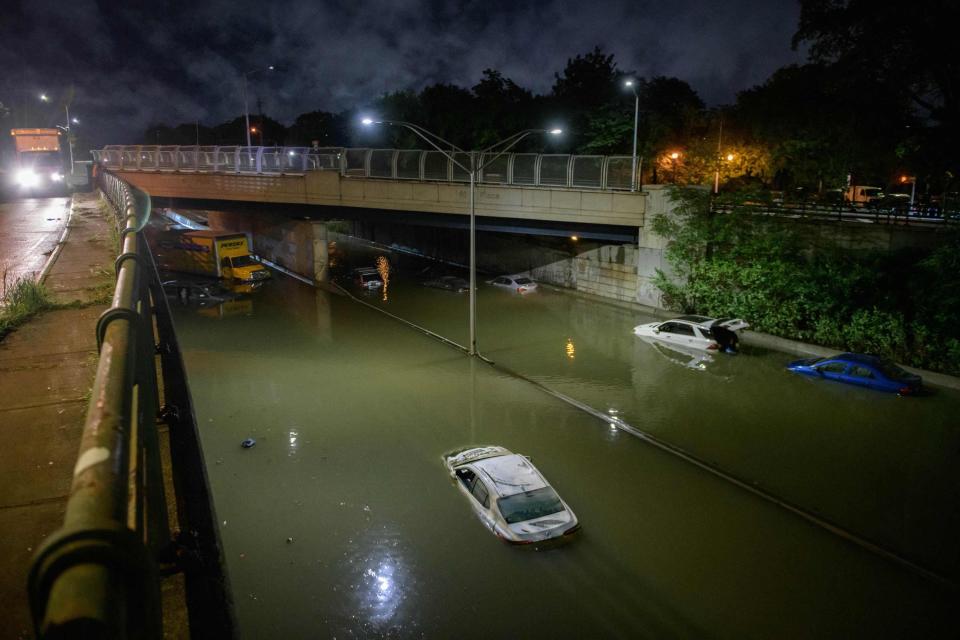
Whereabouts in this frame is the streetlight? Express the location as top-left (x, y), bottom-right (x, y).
top-left (242, 65), bottom-right (274, 147)
top-left (668, 151), bottom-right (681, 184)
top-left (623, 79), bottom-right (641, 192)
top-left (900, 175), bottom-right (916, 206)
top-left (40, 92), bottom-right (75, 177)
top-left (361, 118), bottom-right (562, 356)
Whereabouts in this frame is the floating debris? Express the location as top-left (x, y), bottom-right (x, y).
top-left (241, 438), bottom-right (256, 449)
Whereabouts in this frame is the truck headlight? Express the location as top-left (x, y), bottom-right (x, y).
top-left (50, 172), bottom-right (64, 182)
top-left (15, 169), bottom-right (39, 188)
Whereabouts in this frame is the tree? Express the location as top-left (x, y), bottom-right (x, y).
top-left (287, 110), bottom-right (348, 147)
top-left (551, 47), bottom-right (627, 151)
top-left (471, 69), bottom-right (535, 147)
top-left (793, 0), bottom-right (960, 181)
top-left (734, 63), bottom-right (911, 189)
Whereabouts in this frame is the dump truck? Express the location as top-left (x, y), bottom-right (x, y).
top-left (8, 128), bottom-right (67, 193)
top-left (156, 231), bottom-right (270, 282)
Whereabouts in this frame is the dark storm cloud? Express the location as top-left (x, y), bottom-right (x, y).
top-left (1, 0), bottom-right (801, 145)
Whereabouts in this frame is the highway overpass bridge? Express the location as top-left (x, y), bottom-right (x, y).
top-left (91, 145), bottom-right (656, 240)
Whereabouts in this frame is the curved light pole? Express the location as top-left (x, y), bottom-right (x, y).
top-left (361, 118), bottom-right (562, 356)
top-left (623, 79), bottom-right (641, 192)
top-left (242, 65), bottom-right (274, 146)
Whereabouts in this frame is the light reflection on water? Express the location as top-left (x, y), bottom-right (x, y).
top-left (172, 244), bottom-right (959, 639)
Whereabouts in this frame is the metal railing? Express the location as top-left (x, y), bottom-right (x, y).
top-left (28, 172), bottom-right (236, 638)
top-left (715, 198), bottom-right (960, 225)
top-left (91, 145), bottom-right (638, 191)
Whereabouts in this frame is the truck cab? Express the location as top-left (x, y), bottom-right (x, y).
top-left (9, 129), bottom-right (67, 194)
top-left (220, 253), bottom-right (268, 282)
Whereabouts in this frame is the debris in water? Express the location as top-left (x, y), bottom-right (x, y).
top-left (286, 537), bottom-right (294, 544)
top-left (241, 438), bottom-right (256, 448)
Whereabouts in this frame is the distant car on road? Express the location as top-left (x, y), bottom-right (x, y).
top-left (488, 274), bottom-right (538, 294)
top-left (423, 275), bottom-right (470, 293)
top-left (443, 446), bottom-right (579, 545)
top-left (353, 267), bottom-right (384, 290)
top-left (633, 315), bottom-right (749, 353)
top-left (161, 279), bottom-right (234, 306)
top-left (786, 353), bottom-right (922, 395)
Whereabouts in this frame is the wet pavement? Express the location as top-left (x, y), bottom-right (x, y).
top-left (0, 193), bottom-right (114, 639)
top-left (0, 197), bottom-right (69, 289)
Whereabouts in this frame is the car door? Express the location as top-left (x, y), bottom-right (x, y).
top-left (456, 468), bottom-right (494, 529)
top-left (847, 364), bottom-right (879, 389)
top-left (661, 322), bottom-right (698, 347)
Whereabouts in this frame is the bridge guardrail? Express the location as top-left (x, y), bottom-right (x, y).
top-left (28, 172), bottom-right (236, 639)
top-left (92, 145), bottom-right (638, 191)
top-left (715, 198), bottom-right (960, 226)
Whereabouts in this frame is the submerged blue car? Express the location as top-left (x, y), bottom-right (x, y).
top-left (786, 353), bottom-right (922, 395)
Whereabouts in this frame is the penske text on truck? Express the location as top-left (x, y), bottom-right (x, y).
top-left (158, 231), bottom-right (270, 282)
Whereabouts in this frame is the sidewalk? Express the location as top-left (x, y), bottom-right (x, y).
top-left (0, 192), bottom-right (116, 639)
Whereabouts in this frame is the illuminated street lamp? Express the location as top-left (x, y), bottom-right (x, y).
top-left (900, 174), bottom-right (916, 206)
top-left (242, 65), bottom-right (274, 147)
top-left (361, 118), bottom-right (562, 355)
top-left (668, 151), bottom-right (681, 183)
top-left (622, 79), bottom-right (641, 192)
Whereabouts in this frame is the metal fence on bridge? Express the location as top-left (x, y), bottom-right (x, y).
top-left (28, 174), bottom-right (236, 639)
top-left (92, 145), bottom-right (638, 191)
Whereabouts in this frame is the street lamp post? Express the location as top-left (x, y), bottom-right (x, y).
top-left (669, 151), bottom-right (681, 183)
top-left (242, 65), bottom-right (274, 146)
top-left (900, 175), bottom-right (917, 207)
top-left (713, 116), bottom-right (724, 194)
top-left (361, 119), bottom-right (561, 356)
top-left (623, 79), bottom-right (641, 192)
top-left (40, 92), bottom-right (75, 178)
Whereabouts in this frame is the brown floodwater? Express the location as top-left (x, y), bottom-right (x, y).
top-left (170, 238), bottom-right (958, 639)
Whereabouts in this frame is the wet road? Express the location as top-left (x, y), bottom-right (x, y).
top-left (168, 238), bottom-right (958, 639)
top-left (0, 197), bottom-right (69, 287)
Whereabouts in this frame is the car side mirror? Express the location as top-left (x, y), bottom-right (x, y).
top-left (653, 329), bottom-right (659, 335)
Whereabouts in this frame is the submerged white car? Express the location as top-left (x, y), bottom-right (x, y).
top-left (488, 275), bottom-right (538, 294)
top-left (633, 315), bottom-right (749, 353)
top-left (444, 446), bottom-right (579, 544)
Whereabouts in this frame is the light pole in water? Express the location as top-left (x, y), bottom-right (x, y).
top-left (361, 118), bottom-right (562, 356)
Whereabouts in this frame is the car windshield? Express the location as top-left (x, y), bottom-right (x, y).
top-left (231, 255), bottom-right (256, 267)
top-left (497, 487), bottom-right (564, 524)
top-left (514, 277), bottom-right (533, 285)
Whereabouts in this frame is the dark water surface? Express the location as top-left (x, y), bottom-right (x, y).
top-left (172, 242), bottom-right (958, 639)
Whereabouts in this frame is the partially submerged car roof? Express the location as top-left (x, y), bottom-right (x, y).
top-left (473, 454), bottom-right (548, 498)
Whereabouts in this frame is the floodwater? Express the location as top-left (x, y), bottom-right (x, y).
top-left (169, 238), bottom-right (959, 639)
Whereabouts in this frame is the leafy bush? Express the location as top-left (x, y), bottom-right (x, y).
top-left (652, 187), bottom-right (960, 375)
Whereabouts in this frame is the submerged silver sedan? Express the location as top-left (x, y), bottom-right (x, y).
top-left (443, 446), bottom-right (579, 544)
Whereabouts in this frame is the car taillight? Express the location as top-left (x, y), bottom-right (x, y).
top-left (518, 287), bottom-right (526, 293)
top-left (707, 343), bottom-right (718, 350)
top-left (898, 386), bottom-right (915, 395)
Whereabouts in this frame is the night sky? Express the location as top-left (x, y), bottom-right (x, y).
top-left (1, 0), bottom-right (803, 146)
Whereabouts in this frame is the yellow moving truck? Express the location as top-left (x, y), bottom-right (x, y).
top-left (158, 231), bottom-right (270, 282)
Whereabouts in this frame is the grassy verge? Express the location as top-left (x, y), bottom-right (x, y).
top-left (0, 277), bottom-right (53, 341)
